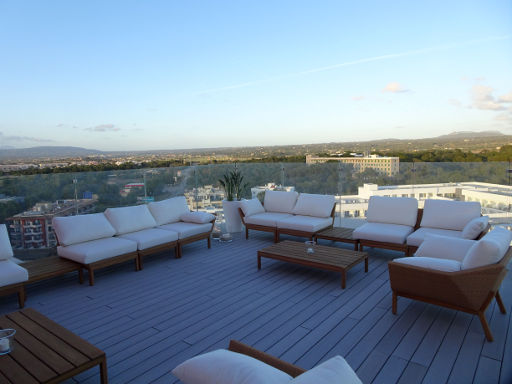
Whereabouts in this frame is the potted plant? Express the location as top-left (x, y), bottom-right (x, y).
top-left (219, 169), bottom-right (248, 233)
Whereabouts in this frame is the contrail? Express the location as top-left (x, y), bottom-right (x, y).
top-left (196, 35), bottom-right (511, 95)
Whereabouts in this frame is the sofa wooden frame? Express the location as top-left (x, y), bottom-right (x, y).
top-left (388, 246), bottom-right (512, 342)
top-left (175, 217), bottom-right (216, 258)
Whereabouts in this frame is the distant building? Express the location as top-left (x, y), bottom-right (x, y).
top-left (184, 185), bottom-right (224, 213)
top-left (5, 198), bottom-right (97, 249)
top-left (251, 183), bottom-right (295, 199)
top-left (306, 154), bottom-right (399, 176)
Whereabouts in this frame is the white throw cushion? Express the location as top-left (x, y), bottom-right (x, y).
top-left (462, 227), bottom-right (512, 270)
top-left (264, 190), bottom-right (299, 214)
top-left (461, 216), bottom-right (489, 239)
top-left (148, 196), bottom-right (190, 226)
top-left (0, 260), bottom-right (28, 287)
top-left (105, 205), bottom-right (157, 235)
top-left (180, 211), bottom-right (215, 224)
top-left (352, 222), bottom-right (414, 244)
top-left (240, 199), bottom-right (265, 217)
top-left (291, 356), bottom-right (362, 384)
top-left (407, 227), bottom-right (463, 247)
top-left (57, 237), bottom-right (137, 264)
top-left (420, 199), bottom-right (481, 231)
top-left (277, 216), bottom-right (333, 232)
top-left (366, 196), bottom-right (418, 227)
top-left (0, 224), bottom-right (14, 260)
top-left (119, 228), bottom-right (178, 250)
top-left (159, 222), bottom-right (212, 240)
top-left (292, 194), bottom-right (335, 218)
top-left (414, 234), bottom-right (476, 262)
top-left (393, 256), bottom-right (462, 272)
top-left (244, 212), bottom-right (293, 227)
top-left (172, 349), bottom-right (292, 384)
top-left (53, 213), bottom-right (116, 246)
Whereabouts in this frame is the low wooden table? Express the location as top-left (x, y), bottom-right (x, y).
top-left (257, 240), bottom-right (368, 289)
top-left (314, 227), bottom-right (358, 250)
top-left (0, 308), bottom-right (107, 383)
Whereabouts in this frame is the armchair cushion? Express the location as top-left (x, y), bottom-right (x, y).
top-left (462, 227), bottom-right (512, 270)
top-left (53, 213), bottom-right (116, 246)
top-left (420, 199), bottom-right (481, 231)
top-left (292, 194), bottom-right (335, 218)
top-left (0, 224), bottom-right (14, 260)
top-left (240, 199), bottom-right (265, 217)
top-left (264, 190), bottom-right (299, 214)
top-left (148, 196), bottom-right (190, 226)
top-left (461, 216), bottom-right (489, 239)
top-left (57, 237), bottom-right (137, 265)
top-left (366, 196), bottom-right (418, 227)
top-left (291, 355), bottom-right (361, 384)
top-left (119, 228), bottom-right (178, 250)
top-left (244, 212), bottom-right (293, 227)
top-left (414, 234), bottom-right (476, 262)
top-left (352, 222), bottom-right (414, 244)
top-left (393, 256), bottom-right (462, 272)
top-left (407, 227), bottom-right (463, 247)
top-left (0, 260), bottom-right (28, 287)
top-left (180, 211), bottom-right (215, 224)
top-left (159, 222), bottom-right (212, 240)
top-left (277, 216), bottom-right (333, 233)
top-left (105, 205), bottom-right (157, 235)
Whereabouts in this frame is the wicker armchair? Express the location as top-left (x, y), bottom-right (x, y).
top-left (388, 247), bottom-right (511, 342)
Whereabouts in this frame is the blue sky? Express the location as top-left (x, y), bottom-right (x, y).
top-left (1, 0), bottom-right (511, 151)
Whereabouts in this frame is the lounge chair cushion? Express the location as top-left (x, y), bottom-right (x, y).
top-left (461, 216), bottom-right (489, 239)
top-left (244, 212), bottom-right (293, 227)
top-left (105, 205), bottom-right (157, 235)
top-left (414, 234), bottom-right (476, 262)
top-left (407, 227), bottom-right (463, 247)
top-left (277, 216), bottom-right (333, 233)
top-left (420, 199), bottom-right (481, 231)
top-left (180, 211), bottom-right (215, 224)
top-left (240, 199), bottom-right (265, 217)
top-left (118, 228), bottom-right (178, 250)
top-left (172, 349), bottom-right (292, 384)
top-left (292, 193), bottom-right (335, 218)
top-left (291, 355), bottom-right (362, 384)
top-left (352, 222), bottom-right (414, 244)
top-left (366, 196), bottom-right (418, 227)
top-left (0, 260), bottom-right (28, 287)
top-left (159, 222), bottom-right (212, 240)
top-left (264, 190), bottom-right (299, 214)
top-left (393, 256), bottom-right (462, 272)
top-left (53, 213), bottom-right (116, 246)
top-left (462, 227), bottom-right (512, 270)
top-left (0, 224), bottom-right (14, 260)
top-left (57, 237), bottom-right (137, 264)
top-left (148, 196), bottom-right (190, 226)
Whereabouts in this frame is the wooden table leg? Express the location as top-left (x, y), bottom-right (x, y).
top-left (100, 356), bottom-right (108, 384)
top-left (257, 254), bottom-right (261, 270)
top-left (364, 257), bottom-right (368, 272)
top-left (78, 269), bottom-right (84, 284)
top-left (341, 270), bottom-right (346, 289)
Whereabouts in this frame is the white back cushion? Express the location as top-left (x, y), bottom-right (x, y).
top-left (462, 227), bottom-right (512, 270)
top-left (292, 194), bottom-right (335, 218)
top-left (291, 355), bottom-right (362, 384)
top-left (53, 213), bottom-right (116, 246)
top-left (366, 196), bottom-right (418, 227)
top-left (415, 234), bottom-right (476, 262)
top-left (461, 216), bottom-right (489, 239)
top-left (172, 349), bottom-right (292, 384)
top-left (180, 211), bottom-right (215, 224)
top-left (0, 224), bottom-right (14, 260)
top-left (105, 205), bottom-right (157, 235)
top-left (264, 190), bottom-right (299, 214)
top-left (240, 199), bottom-right (265, 217)
top-left (148, 196), bottom-right (190, 226)
top-left (393, 256), bottom-right (462, 272)
top-left (421, 199), bottom-right (481, 231)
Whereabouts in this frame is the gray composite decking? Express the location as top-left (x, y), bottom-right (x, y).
top-left (1, 232), bottom-right (511, 384)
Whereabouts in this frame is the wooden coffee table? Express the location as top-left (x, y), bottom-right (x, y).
top-left (0, 308), bottom-right (107, 383)
top-left (258, 240), bottom-right (368, 289)
top-left (314, 227), bottom-right (359, 250)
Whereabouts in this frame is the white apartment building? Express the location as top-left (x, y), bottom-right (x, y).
top-left (251, 183), bottom-right (295, 199)
top-left (306, 154), bottom-right (399, 176)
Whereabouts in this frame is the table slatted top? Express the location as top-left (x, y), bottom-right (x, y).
top-left (315, 227), bottom-right (356, 241)
top-left (23, 257), bottom-right (82, 284)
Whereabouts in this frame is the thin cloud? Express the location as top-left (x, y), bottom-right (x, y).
top-left (352, 95), bottom-right (365, 101)
top-left (84, 124), bottom-right (120, 132)
top-left (499, 92), bottom-right (512, 103)
top-left (471, 85), bottom-right (507, 111)
top-left (0, 131), bottom-right (55, 143)
top-left (383, 82), bottom-right (410, 93)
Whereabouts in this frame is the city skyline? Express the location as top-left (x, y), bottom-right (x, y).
top-left (1, 1), bottom-right (511, 151)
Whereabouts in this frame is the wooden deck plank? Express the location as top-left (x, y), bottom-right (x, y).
top-left (474, 356), bottom-right (501, 384)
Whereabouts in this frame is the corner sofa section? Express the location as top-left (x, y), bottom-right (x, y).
top-left (0, 224), bottom-right (29, 307)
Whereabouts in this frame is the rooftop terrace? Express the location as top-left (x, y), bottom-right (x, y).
top-left (1, 232), bottom-right (510, 384)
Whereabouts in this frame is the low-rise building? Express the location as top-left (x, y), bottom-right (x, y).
top-left (306, 154), bottom-right (399, 176)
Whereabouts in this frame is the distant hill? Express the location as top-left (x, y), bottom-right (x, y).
top-left (0, 146), bottom-right (104, 159)
top-left (435, 131), bottom-right (504, 139)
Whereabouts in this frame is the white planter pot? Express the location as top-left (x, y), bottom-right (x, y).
top-left (222, 200), bottom-right (243, 233)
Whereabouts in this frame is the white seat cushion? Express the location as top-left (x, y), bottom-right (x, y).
top-left (353, 222), bottom-right (414, 244)
top-left (393, 256), bottom-right (462, 272)
top-left (264, 190), bottom-right (299, 214)
top-left (461, 216), bottom-right (489, 239)
top-left (180, 211), bottom-right (215, 224)
top-left (462, 227), bottom-right (512, 270)
top-left (291, 355), bottom-right (362, 384)
top-left (407, 227), bottom-right (463, 247)
top-left (105, 205), bottom-right (157, 235)
top-left (292, 194), bottom-right (335, 218)
top-left (0, 224), bottom-right (14, 260)
top-left (118, 228), bottom-right (178, 250)
top-left (148, 196), bottom-right (190, 226)
top-left (414, 234), bottom-right (476, 262)
top-left (57, 237), bottom-right (137, 265)
top-left (159, 222), bottom-right (212, 240)
top-left (277, 216), bottom-right (333, 233)
top-left (240, 199), bottom-right (265, 217)
top-left (366, 196), bottom-right (418, 227)
top-left (53, 213), bottom-right (116, 246)
top-left (244, 212), bottom-right (293, 227)
top-left (421, 199), bottom-right (481, 231)
top-left (0, 260), bottom-right (28, 287)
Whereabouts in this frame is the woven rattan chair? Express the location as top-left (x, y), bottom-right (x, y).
top-left (388, 247), bottom-right (511, 342)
